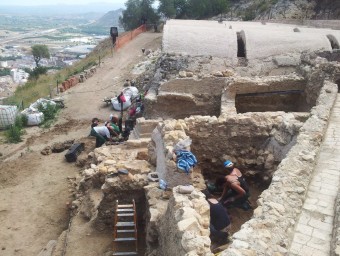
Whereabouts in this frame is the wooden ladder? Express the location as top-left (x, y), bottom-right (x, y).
top-left (112, 199), bottom-right (138, 256)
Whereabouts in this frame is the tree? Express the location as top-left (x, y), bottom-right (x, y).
top-left (212, 0), bottom-right (230, 18)
top-left (31, 45), bottom-right (50, 67)
top-left (158, 0), bottom-right (176, 18)
top-left (119, 0), bottom-right (159, 31)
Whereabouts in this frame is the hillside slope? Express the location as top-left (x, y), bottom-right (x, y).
top-left (225, 0), bottom-right (340, 21)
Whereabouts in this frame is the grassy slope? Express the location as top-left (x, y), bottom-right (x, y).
top-left (4, 37), bottom-right (113, 107)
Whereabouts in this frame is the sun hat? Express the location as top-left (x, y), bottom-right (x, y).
top-left (223, 160), bottom-right (233, 168)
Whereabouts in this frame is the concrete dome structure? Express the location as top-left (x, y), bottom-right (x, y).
top-left (162, 19), bottom-right (340, 62)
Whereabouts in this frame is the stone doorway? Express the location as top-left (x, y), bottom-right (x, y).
top-left (236, 32), bottom-right (246, 58)
top-left (327, 35), bottom-right (340, 50)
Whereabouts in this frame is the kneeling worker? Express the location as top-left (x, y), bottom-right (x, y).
top-left (90, 118), bottom-right (112, 147)
top-left (219, 160), bottom-right (250, 209)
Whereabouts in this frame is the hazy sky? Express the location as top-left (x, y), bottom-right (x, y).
top-left (0, 0), bottom-right (126, 6)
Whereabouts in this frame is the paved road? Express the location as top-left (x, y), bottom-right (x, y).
top-left (290, 94), bottom-right (340, 256)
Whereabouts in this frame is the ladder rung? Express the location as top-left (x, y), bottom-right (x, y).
top-left (112, 252), bottom-right (138, 255)
top-left (117, 229), bottom-right (135, 233)
top-left (117, 204), bottom-right (133, 208)
top-left (116, 222), bottom-right (135, 227)
top-left (116, 209), bottom-right (134, 212)
top-left (114, 237), bottom-right (137, 242)
top-left (117, 213), bottom-right (134, 217)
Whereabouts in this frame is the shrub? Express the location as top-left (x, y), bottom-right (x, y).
top-left (5, 125), bottom-right (23, 143)
top-left (38, 102), bottom-right (60, 128)
top-left (4, 116), bottom-right (26, 143)
top-left (28, 66), bottom-right (48, 80)
top-left (14, 114), bottom-right (28, 129)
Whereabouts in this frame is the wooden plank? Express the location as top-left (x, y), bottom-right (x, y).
top-left (117, 229), bottom-right (135, 233)
top-left (117, 213), bottom-right (134, 217)
top-left (114, 237), bottom-right (136, 242)
top-left (116, 222), bottom-right (135, 227)
top-left (116, 209), bottom-right (134, 212)
top-left (117, 204), bottom-right (133, 208)
top-left (112, 252), bottom-right (138, 255)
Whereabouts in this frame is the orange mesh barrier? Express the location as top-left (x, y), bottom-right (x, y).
top-left (115, 24), bottom-right (146, 50)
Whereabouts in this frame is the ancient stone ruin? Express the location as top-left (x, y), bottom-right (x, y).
top-left (53, 21), bottom-right (340, 256)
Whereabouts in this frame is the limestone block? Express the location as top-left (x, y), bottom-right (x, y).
top-left (181, 231), bottom-right (211, 253)
top-left (222, 69), bottom-right (234, 77)
top-left (179, 71), bottom-right (187, 78)
top-left (273, 56), bottom-right (300, 67)
top-left (175, 207), bottom-right (200, 222)
top-left (178, 217), bottom-right (200, 232)
top-left (98, 166), bottom-right (108, 174)
top-left (232, 239), bottom-right (250, 249)
top-left (267, 202), bottom-right (285, 214)
top-left (103, 160), bottom-right (116, 166)
top-left (186, 72), bottom-right (194, 77)
top-left (83, 168), bottom-right (96, 177)
top-left (212, 71), bottom-right (223, 77)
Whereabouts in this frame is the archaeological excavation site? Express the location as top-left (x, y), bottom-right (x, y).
top-left (48, 21), bottom-right (340, 256)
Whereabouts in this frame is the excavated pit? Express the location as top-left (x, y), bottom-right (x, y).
top-left (97, 186), bottom-right (148, 255)
top-left (235, 90), bottom-right (311, 113)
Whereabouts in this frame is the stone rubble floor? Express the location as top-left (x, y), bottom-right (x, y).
top-left (290, 94), bottom-right (340, 256)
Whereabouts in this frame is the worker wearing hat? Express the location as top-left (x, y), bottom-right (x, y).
top-left (219, 160), bottom-right (250, 210)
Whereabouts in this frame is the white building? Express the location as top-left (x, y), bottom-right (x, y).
top-left (0, 61), bottom-right (8, 68)
top-left (10, 68), bottom-right (29, 84)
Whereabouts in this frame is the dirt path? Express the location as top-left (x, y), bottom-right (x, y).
top-left (0, 32), bottom-right (162, 256)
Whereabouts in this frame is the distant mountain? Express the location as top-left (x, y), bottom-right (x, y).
top-left (80, 9), bottom-right (124, 36)
top-left (93, 9), bottom-right (123, 27)
top-left (0, 3), bottom-right (124, 15)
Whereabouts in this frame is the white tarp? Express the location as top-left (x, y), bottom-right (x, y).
top-left (111, 87), bottom-right (139, 111)
top-left (0, 105), bottom-right (18, 128)
top-left (122, 86), bottom-right (139, 99)
top-left (21, 108), bottom-right (44, 126)
top-left (29, 98), bottom-right (56, 112)
top-left (112, 96), bottom-right (132, 111)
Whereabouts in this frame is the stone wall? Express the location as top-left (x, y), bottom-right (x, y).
top-left (77, 146), bottom-right (153, 229)
top-left (267, 20), bottom-right (340, 30)
top-left (149, 112), bottom-right (305, 186)
top-left (221, 74), bottom-right (307, 115)
top-left (150, 120), bottom-right (193, 188)
top-left (145, 78), bottom-right (226, 119)
top-left (332, 189), bottom-right (340, 256)
top-left (221, 81), bottom-right (337, 255)
top-left (146, 186), bottom-right (212, 256)
top-left (185, 113), bottom-right (305, 180)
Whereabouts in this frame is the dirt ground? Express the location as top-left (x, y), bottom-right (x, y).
top-left (0, 32), bottom-right (162, 256)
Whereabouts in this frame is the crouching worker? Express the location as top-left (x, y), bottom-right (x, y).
top-left (107, 114), bottom-right (121, 137)
top-left (90, 118), bottom-right (112, 147)
top-left (219, 160), bottom-right (251, 210)
top-left (202, 190), bottom-right (231, 245)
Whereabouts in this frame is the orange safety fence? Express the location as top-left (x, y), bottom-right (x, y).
top-left (115, 24), bottom-right (147, 50)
